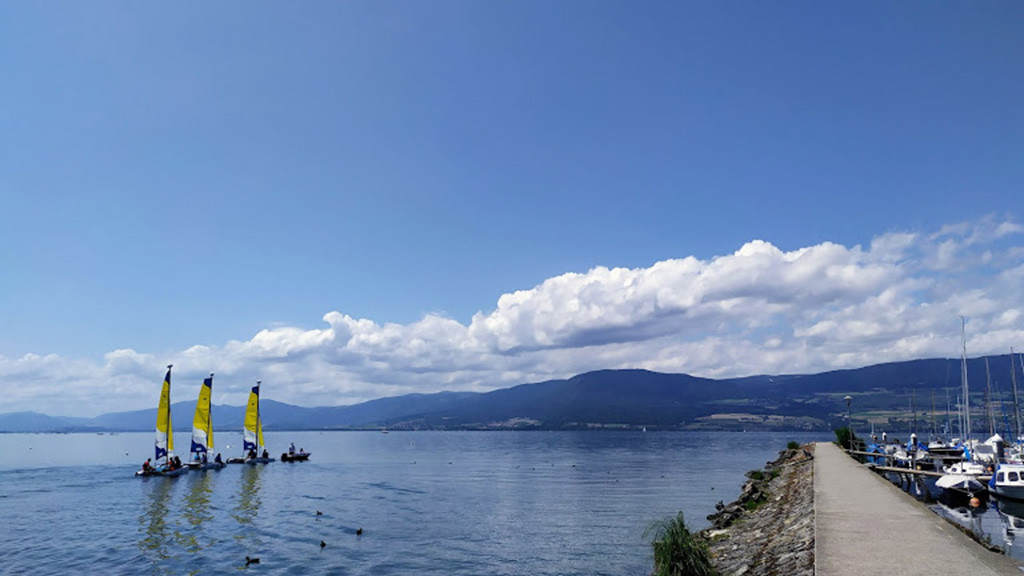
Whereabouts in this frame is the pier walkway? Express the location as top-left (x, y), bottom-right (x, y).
top-left (814, 441), bottom-right (1023, 575)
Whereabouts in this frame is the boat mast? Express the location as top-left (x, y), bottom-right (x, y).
top-left (961, 317), bottom-right (972, 447)
top-left (1013, 348), bottom-right (1022, 445)
top-left (256, 380), bottom-right (261, 456)
top-left (165, 364), bottom-right (173, 467)
top-left (945, 388), bottom-right (952, 438)
top-left (930, 389), bottom-right (937, 440)
top-left (985, 357), bottom-right (995, 437)
top-left (911, 389), bottom-right (917, 437)
top-left (206, 373), bottom-right (214, 451)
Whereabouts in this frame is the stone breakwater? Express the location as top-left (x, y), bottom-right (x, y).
top-left (701, 444), bottom-right (815, 576)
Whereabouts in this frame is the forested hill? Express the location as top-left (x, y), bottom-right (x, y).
top-left (2, 355), bottom-right (1016, 432)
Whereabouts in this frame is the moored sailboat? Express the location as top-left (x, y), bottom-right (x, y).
top-left (188, 373), bottom-right (224, 470)
top-left (936, 319), bottom-right (989, 500)
top-left (136, 365), bottom-right (188, 477)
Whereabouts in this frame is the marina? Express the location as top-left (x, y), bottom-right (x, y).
top-left (815, 441), bottom-right (1023, 575)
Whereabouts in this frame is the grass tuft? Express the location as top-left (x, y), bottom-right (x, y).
top-left (646, 512), bottom-right (718, 576)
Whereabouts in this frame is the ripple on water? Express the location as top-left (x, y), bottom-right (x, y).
top-left (0, 431), bottom-right (830, 576)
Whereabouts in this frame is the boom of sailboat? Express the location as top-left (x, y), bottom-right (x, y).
top-left (136, 368), bottom-right (311, 478)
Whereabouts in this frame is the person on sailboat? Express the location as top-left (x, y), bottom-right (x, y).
top-left (142, 458), bottom-right (153, 473)
top-left (214, 453), bottom-right (223, 465)
top-left (248, 448), bottom-right (256, 460)
top-left (262, 448), bottom-right (269, 459)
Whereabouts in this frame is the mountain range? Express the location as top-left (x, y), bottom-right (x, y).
top-left (2, 354), bottom-right (1020, 433)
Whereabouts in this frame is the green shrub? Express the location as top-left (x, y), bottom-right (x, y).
top-left (743, 496), bottom-right (766, 511)
top-left (787, 441), bottom-right (801, 450)
top-left (834, 427), bottom-right (856, 448)
top-left (646, 512), bottom-right (718, 576)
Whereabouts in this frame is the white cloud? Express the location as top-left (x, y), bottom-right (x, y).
top-left (4, 216), bottom-right (1024, 417)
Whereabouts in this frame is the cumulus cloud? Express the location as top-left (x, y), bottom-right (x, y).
top-left (4, 216), bottom-right (1024, 417)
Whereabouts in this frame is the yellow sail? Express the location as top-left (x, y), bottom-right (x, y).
top-left (257, 414), bottom-right (265, 448)
top-left (191, 374), bottom-right (214, 454)
top-left (243, 382), bottom-right (262, 453)
top-left (155, 366), bottom-right (173, 460)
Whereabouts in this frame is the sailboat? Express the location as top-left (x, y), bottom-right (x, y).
top-left (229, 380), bottom-right (275, 464)
top-left (188, 373), bottom-right (224, 470)
top-left (136, 365), bottom-right (188, 477)
top-left (937, 318), bottom-right (989, 500)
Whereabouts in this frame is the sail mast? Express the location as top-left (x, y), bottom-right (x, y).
top-left (156, 364), bottom-right (174, 466)
top-left (985, 357), bottom-right (995, 437)
top-left (930, 389), bottom-right (937, 440)
top-left (961, 317), bottom-right (972, 447)
top-left (256, 380), bottom-right (261, 455)
top-left (1013, 348), bottom-right (1022, 445)
top-left (243, 381), bottom-right (261, 457)
top-left (191, 373), bottom-right (215, 458)
top-left (207, 374), bottom-right (214, 450)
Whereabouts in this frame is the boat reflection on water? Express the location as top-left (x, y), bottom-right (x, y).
top-left (883, 470), bottom-right (942, 503)
top-left (137, 478), bottom-right (174, 561)
top-left (181, 472), bottom-right (214, 552)
top-left (995, 497), bottom-right (1024, 552)
top-left (931, 497), bottom-right (986, 541)
top-left (232, 462), bottom-right (264, 549)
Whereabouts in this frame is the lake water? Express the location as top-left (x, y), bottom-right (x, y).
top-left (0, 430), bottom-right (829, 575)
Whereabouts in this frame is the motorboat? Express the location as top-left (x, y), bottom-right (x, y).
top-left (990, 463), bottom-right (1024, 501)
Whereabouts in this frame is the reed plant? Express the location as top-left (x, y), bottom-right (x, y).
top-left (646, 512), bottom-right (718, 576)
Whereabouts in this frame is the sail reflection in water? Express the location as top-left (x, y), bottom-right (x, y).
top-left (138, 478), bottom-right (175, 562)
top-left (232, 464), bottom-right (264, 548)
top-left (182, 473), bottom-right (215, 552)
top-left (1, 430), bottom-right (838, 576)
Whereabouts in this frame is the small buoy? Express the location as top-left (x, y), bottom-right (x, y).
top-left (356, 528), bottom-right (363, 536)
top-left (320, 540), bottom-right (326, 549)
top-left (316, 510), bottom-right (323, 516)
top-left (970, 497), bottom-right (981, 508)
top-left (245, 556), bottom-right (260, 565)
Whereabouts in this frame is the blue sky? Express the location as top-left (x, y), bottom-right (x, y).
top-left (2, 2), bottom-right (1023, 416)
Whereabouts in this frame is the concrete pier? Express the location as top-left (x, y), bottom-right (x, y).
top-left (814, 441), bottom-right (1023, 575)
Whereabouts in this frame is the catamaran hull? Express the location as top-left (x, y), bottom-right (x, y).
top-left (246, 457), bottom-right (276, 464)
top-left (136, 467), bottom-right (189, 478)
top-left (187, 462), bottom-right (226, 471)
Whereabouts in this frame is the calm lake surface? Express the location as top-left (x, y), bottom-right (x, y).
top-left (0, 430), bottom-right (828, 575)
